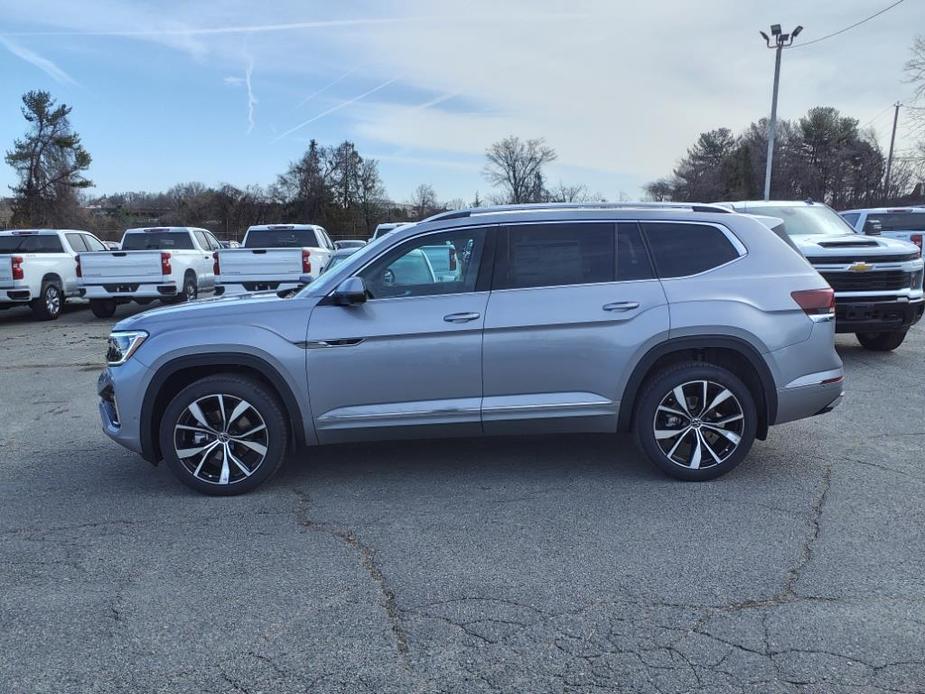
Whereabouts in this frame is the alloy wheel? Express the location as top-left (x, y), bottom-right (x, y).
top-left (173, 394), bottom-right (268, 485)
top-left (652, 380), bottom-right (745, 470)
top-left (46, 285), bottom-right (61, 316)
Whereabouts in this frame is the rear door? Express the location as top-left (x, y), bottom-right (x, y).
top-left (482, 222), bottom-right (669, 433)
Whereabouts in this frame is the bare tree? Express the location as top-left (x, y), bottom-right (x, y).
top-left (906, 35), bottom-right (925, 102)
top-left (483, 136), bottom-right (557, 204)
top-left (409, 183), bottom-right (438, 219)
top-left (546, 183), bottom-right (591, 203)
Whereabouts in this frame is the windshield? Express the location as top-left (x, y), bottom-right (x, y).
top-left (245, 229), bottom-right (318, 248)
top-left (122, 232), bottom-right (194, 250)
top-left (749, 206), bottom-right (856, 237)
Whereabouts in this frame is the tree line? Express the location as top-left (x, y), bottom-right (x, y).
top-left (2, 91), bottom-right (592, 241)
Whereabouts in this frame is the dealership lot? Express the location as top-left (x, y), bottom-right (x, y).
top-left (1, 303), bottom-right (923, 693)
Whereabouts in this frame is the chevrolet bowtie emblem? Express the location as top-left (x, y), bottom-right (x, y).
top-left (848, 261), bottom-right (873, 272)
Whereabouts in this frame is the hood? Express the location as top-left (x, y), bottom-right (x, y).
top-left (793, 233), bottom-right (919, 257)
top-left (114, 291), bottom-right (311, 331)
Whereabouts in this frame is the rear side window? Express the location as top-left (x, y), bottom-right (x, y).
top-left (192, 230), bottom-right (210, 249)
top-left (66, 233), bottom-right (88, 252)
top-left (122, 232), bottom-right (194, 250)
top-left (863, 213), bottom-right (925, 234)
top-left (244, 229), bottom-right (319, 248)
top-left (642, 223), bottom-right (740, 278)
top-left (0, 234), bottom-right (64, 253)
top-left (494, 223), bottom-right (614, 289)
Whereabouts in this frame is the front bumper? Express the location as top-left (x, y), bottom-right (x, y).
top-left (834, 296), bottom-right (924, 333)
top-left (97, 367), bottom-right (146, 457)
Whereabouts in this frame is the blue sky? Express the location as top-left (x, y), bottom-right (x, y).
top-left (0, 0), bottom-right (922, 205)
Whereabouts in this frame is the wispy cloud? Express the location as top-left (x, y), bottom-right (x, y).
top-left (272, 78), bottom-right (398, 142)
top-left (0, 36), bottom-right (78, 85)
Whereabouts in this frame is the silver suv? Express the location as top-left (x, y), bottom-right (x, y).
top-left (97, 203), bottom-right (844, 495)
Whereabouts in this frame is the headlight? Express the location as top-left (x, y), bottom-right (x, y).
top-left (106, 331), bottom-right (148, 366)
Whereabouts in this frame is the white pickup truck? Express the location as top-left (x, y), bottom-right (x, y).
top-left (0, 229), bottom-right (108, 320)
top-left (840, 206), bottom-right (925, 250)
top-left (79, 226), bottom-right (221, 318)
top-left (214, 224), bottom-right (334, 296)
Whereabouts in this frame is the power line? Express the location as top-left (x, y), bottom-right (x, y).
top-left (860, 104), bottom-right (896, 129)
top-left (794, 0), bottom-right (905, 48)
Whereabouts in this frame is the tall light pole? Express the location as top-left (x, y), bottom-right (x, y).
top-left (760, 24), bottom-right (802, 200)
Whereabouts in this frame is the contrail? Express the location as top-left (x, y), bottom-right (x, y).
top-left (0, 36), bottom-right (78, 85)
top-left (244, 57), bottom-right (257, 133)
top-left (272, 78), bottom-right (397, 142)
top-left (295, 66), bottom-right (360, 110)
top-left (6, 17), bottom-right (414, 37)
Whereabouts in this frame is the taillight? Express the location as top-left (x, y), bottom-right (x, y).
top-left (75, 254), bottom-right (82, 278)
top-left (791, 288), bottom-right (835, 318)
top-left (11, 255), bottom-right (24, 281)
top-left (911, 234), bottom-right (922, 251)
top-left (213, 251), bottom-right (220, 276)
top-left (302, 249), bottom-right (311, 274)
top-left (160, 251), bottom-right (172, 275)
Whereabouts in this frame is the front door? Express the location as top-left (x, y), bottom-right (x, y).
top-left (482, 221), bottom-right (669, 434)
top-left (306, 226), bottom-right (491, 443)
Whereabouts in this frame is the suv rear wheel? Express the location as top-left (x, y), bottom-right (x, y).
top-left (159, 375), bottom-right (288, 495)
top-left (856, 330), bottom-right (907, 351)
top-left (634, 362), bottom-right (757, 481)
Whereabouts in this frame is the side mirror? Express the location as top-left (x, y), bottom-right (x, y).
top-left (332, 276), bottom-right (368, 306)
top-left (298, 274), bottom-right (314, 286)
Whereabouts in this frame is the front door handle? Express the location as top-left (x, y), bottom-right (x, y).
top-left (443, 312), bottom-right (481, 323)
top-left (602, 301), bottom-right (640, 312)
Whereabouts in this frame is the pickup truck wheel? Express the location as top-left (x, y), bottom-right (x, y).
top-left (30, 282), bottom-right (63, 321)
top-left (182, 275), bottom-right (198, 302)
top-left (634, 362), bottom-right (757, 481)
top-left (160, 375), bottom-right (288, 496)
top-left (89, 299), bottom-right (117, 318)
top-left (856, 330), bottom-right (908, 351)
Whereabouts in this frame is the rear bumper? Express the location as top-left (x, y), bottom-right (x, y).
top-left (833, 296), bottom-right (924, 333)
top-left (216, 281), bottom-right (302, 296)
top-left (83, 282), bottom-right (178, 300)
top-left (775, 369), bottom-right (845, 425)
top-left (0, 285), bottom-right (33, 303)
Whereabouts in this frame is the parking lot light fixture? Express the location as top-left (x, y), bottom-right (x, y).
top-left (760, 23), bottom-right (803, 201)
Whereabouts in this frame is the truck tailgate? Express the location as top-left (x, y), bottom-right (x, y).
top-left (217, 248), bottom-right (305, 281)
top-left (80, 251), bottom-right (164, 281)
top-left (0, 255), bottom-right (13, 284)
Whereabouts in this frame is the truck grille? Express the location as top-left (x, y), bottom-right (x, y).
top-left (806, 252), bottom-right (919, 264)
top-left (819, 270), bottom-right (911, 292)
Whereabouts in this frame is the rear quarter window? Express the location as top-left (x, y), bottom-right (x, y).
top-left (642, 223), bottom-right (740, 278)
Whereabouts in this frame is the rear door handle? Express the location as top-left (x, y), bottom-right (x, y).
top-left (443, 312), bottom-right (481, 323)
top-left (602, 301), bottom-right (640, 312)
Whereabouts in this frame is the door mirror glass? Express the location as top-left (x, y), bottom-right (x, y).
top-left (332, 276), bottom-right (368, 305)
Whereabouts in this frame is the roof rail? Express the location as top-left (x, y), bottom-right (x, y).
top-left (424, 201), bottom-right (731, 222)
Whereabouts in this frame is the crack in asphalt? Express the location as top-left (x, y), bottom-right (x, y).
top-left (292, 489), bottom-right (410, 664)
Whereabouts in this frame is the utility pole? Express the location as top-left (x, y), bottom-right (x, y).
top-left (760, 24), bottom-right (803, 200)
top-left (883, 101), bottom-right (901, 200)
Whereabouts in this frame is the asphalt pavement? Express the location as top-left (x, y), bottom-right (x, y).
top-left (1, 300), bottom-right (923, 693)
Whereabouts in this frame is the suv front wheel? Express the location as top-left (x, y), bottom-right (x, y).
top-left (634, 362), bottom-right (757, 481)
top-left (159, 375), bottom-right (288, 495)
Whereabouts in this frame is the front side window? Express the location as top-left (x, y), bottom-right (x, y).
top-left (82, 234), bottom-right (107, 251)
top-left (493, 223), bottom-right (614, 290)
top-left (66, 233), bottom-right (88, 252)
top-left (642, 223), bottom-right (740, 278)
top-left (360, 228), bottom-right (486, 299)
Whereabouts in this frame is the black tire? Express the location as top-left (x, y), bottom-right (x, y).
top-left (159, 375), bottom-right (288, 496)
top-left (634, 362), bottom-right (758, 481)
top-left (30, 281), bottom-right (63, 321)
top-left (856, 330), bottom-right (907, 351)
top-left (89, 299), bottom-right (117, 318)
top-left (181, 274), bottom-right (198, 302)
top-left (135, 298), bottom-right (154, 305)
